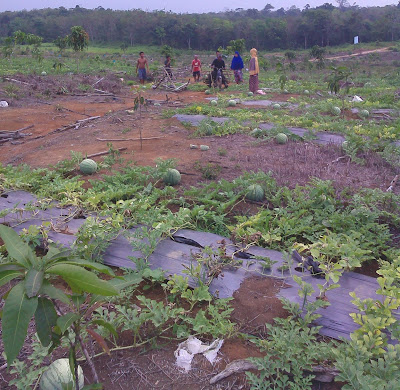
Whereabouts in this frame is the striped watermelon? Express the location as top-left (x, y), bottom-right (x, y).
top-left (79, 159), bottom-right (97, 175)
top-left (40, 359), bottom-right (84, 390)
top-left (246, 184), bottom-right (264, 202)
top-left (275, 133), bottom-right (288, 144)
top-left (163, 168), bottom-right (181, 186)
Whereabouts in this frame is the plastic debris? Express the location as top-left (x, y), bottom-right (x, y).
top-left (174, 336), bottom-right (224, 372)
top-left (352, 95), bottom-right (363, 102)
top-left (0, 101), bottom-right (9, 107)
top-left (200, 145), bottom-right (209, 151)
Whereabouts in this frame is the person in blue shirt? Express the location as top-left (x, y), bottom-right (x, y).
top-left (230, 51), bottom-right (244, 84)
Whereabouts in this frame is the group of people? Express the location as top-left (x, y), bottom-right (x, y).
top-left (135, 48), bottom-right (260, 93)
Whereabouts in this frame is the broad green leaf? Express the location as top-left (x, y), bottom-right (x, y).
top-left (62, 259), bottom-right (115, 276)
top-left (0, 270), bottom-right (22, 288)
top-left (39, 279), bottom-right (70, 304)
top-left (0, 264), bottom-right (24, 272)
top-left (0, 224), bottom-right (35, 267)
top-left (35, 297), bottom-right (58, 347)
top-left (108, 272), bottom-right (143, 291)
top-left (46, 264), bottom-right (118, 296)
top-left (57, 313), bottom-right (80, 333)
top-left (3, 283), bottom-right (38, 365)
top-left (25, 269), bottom-right (44, 298)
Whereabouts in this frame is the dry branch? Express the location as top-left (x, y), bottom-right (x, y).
top-left (3, 77), bottom-right (32, 85)
top-left (210, 359), bottom-right (339, 385)
top-left (96, 136), bottom-right (164, 142)
top-left (386, 175), bottom-right (399, 192)
top-left (49, 116), bottom-right (101, 135)
top-left (87, 148), bottom-right (127, 158)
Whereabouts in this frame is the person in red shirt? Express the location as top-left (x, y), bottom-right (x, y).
top-left (191, 55), bottom-right (202, 82)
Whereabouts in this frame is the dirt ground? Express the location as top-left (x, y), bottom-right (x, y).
top-left (0, 81), bottom-right (397, 195)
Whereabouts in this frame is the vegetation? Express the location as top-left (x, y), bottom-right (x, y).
top-left (0, 4), bottom-right (400, 50)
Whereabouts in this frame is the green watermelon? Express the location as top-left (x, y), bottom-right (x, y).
top-left (210, 100), bottom-right (218, 106)
top-left (163, 168), bottom-right (181, 186)
top-left (251, 128), bottom-right (263, 138)
top-left (228, 100), bottom-right (236, 107)
top-left (200, 145), bottom-right (210, 151)
top-left (272, 103), bottom-right (281, 109)
top-left (248, 92), bottom-right (254, 97)
top-left (41, 71), bottom-right (47, 76)
top-left (283, 89), bottom-right (289, 94)
top-left (205, 90), bottom-right (211, 95)
top-left (40, 359), bottom-right (84, 390)
top-left (275, 133), bottom-right (288, 144)
top-left (332, 106), bottom-right (341, 116)
top-left (360, 109), bottom-right (369, 118)
top-left (342, 140), bottom-right (348, 148)
top-left (303, 89), bottom-right (310, 95)
top-left (154, 102), bottom-right (161, 106)
top-left (246, 184), bottom-right (264, 202)
top-left (79, 159), bottom-right (97, 175)
top-left (204, 124), bottom-right (213, 135)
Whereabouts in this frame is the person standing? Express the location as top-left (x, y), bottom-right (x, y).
top-left (191, 55), bottom-right (202, 82)
top-left (230, 51), bottom-right (244, 84)
top-left (164, 55), bottom-right (172, 78)
top-left (136, 51), bottom-right (149, 84)
top-left (249, 48), bottom-right (259, 94)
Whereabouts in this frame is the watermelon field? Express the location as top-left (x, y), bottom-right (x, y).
top-left (1, 40), bottom-right (400, 390)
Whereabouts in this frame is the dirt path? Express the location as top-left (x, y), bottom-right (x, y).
top-left (324, 47), bottom-right (390, 61)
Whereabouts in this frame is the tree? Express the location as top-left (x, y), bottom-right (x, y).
top-left (67, 26), bottom-right (89, 71)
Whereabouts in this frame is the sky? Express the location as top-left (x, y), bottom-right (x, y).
top-left (0, 0), bottom-right (396, 14)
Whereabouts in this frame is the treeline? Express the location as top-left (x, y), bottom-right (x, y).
top-left (0, 3), bottom-right (400, 51)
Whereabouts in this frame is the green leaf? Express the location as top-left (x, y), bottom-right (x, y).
top-left (39, 279), bottom-right (70, 304)
top-left (62, 259), bottom-right (115, 276)
top-left (35, 297), bottom-right (58, 347)
top-left (91, 319), bottom-right (118, 337)
top-left (0, 269), bottom-right (22, 288)
top-left (0, 224), bottom-right (35, 267)
top-left (81, 384), bottom-right (103, 390)
top-left (46, 264), bottom-right (118, 296)
top-left (57, 313), bottom-right (80, 333)
top-left (3, 283), bottom-right (38, 365)
top-left (25, 269), bottom-right (44, 298)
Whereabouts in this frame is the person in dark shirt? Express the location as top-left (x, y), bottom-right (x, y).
top-left (211, 54), bottom-right (228, 88)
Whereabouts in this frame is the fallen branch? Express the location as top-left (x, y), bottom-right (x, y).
top-left (4, 77), bottom-right (32, 86)
top-left (331, 155), bottom-right (350, 164)
top-left (386, 174), bottom-right (399, 192)
top-left (210, 359), bottom-right (339, 385)
top-left (87, 148), bottom-right (127, 158)
top-left (49, 116), bottom-right (101, 135)
top-left (0, 124), bottom-right (34, 134)
top-left (96, 136), bottom-right (164, 142)
top-left (92, 77), bottom-right (105, 87)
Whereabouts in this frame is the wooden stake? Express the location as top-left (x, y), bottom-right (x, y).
top-left (86, 148), bottom-right (127, 158)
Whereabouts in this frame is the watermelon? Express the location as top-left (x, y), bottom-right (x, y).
top-left (275, 133), bottom-right (288, 144)
top-left (251, 128), bottom-right (263, 138)
top-left (154, 102), bottom-right (161, 107)
top-left (332, 106), bottom-right (341, 116)
top-left (360, 109), bottom-right (369, 118)
top-left (304, 89), bottom-right (310, 95)
top-left (41, 71), bottom-right (47, 76)
top-left (204, 124), bottom-right (213, 135)
top-left (79, 159), bottom-right (97, 175)
top-left (210, 100), bottom-right (218, 106)
top-left (228, 100), bottom-right (236, 107)
top-left (205, 90), bottom-right (211, 95)
top-left (342, 140), bottom-right (348, 148)
top-left (200, 145), bottom-right (210, 151)
top-left (248, 92), bottom-right (254, 97)
top-left (272, 103), bottom-right (281, 109)
top-left (40, 359), bottom-right (84, 390)
top-left (246, 184), bottom-right (264, 202)
top-left (283, 89), bottom-right (289, 94)
top-left (163, 168), bottom-right (181, 186)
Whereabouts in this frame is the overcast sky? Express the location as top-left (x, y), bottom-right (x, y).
top-left (0, 1), bottom-right (396, 14)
